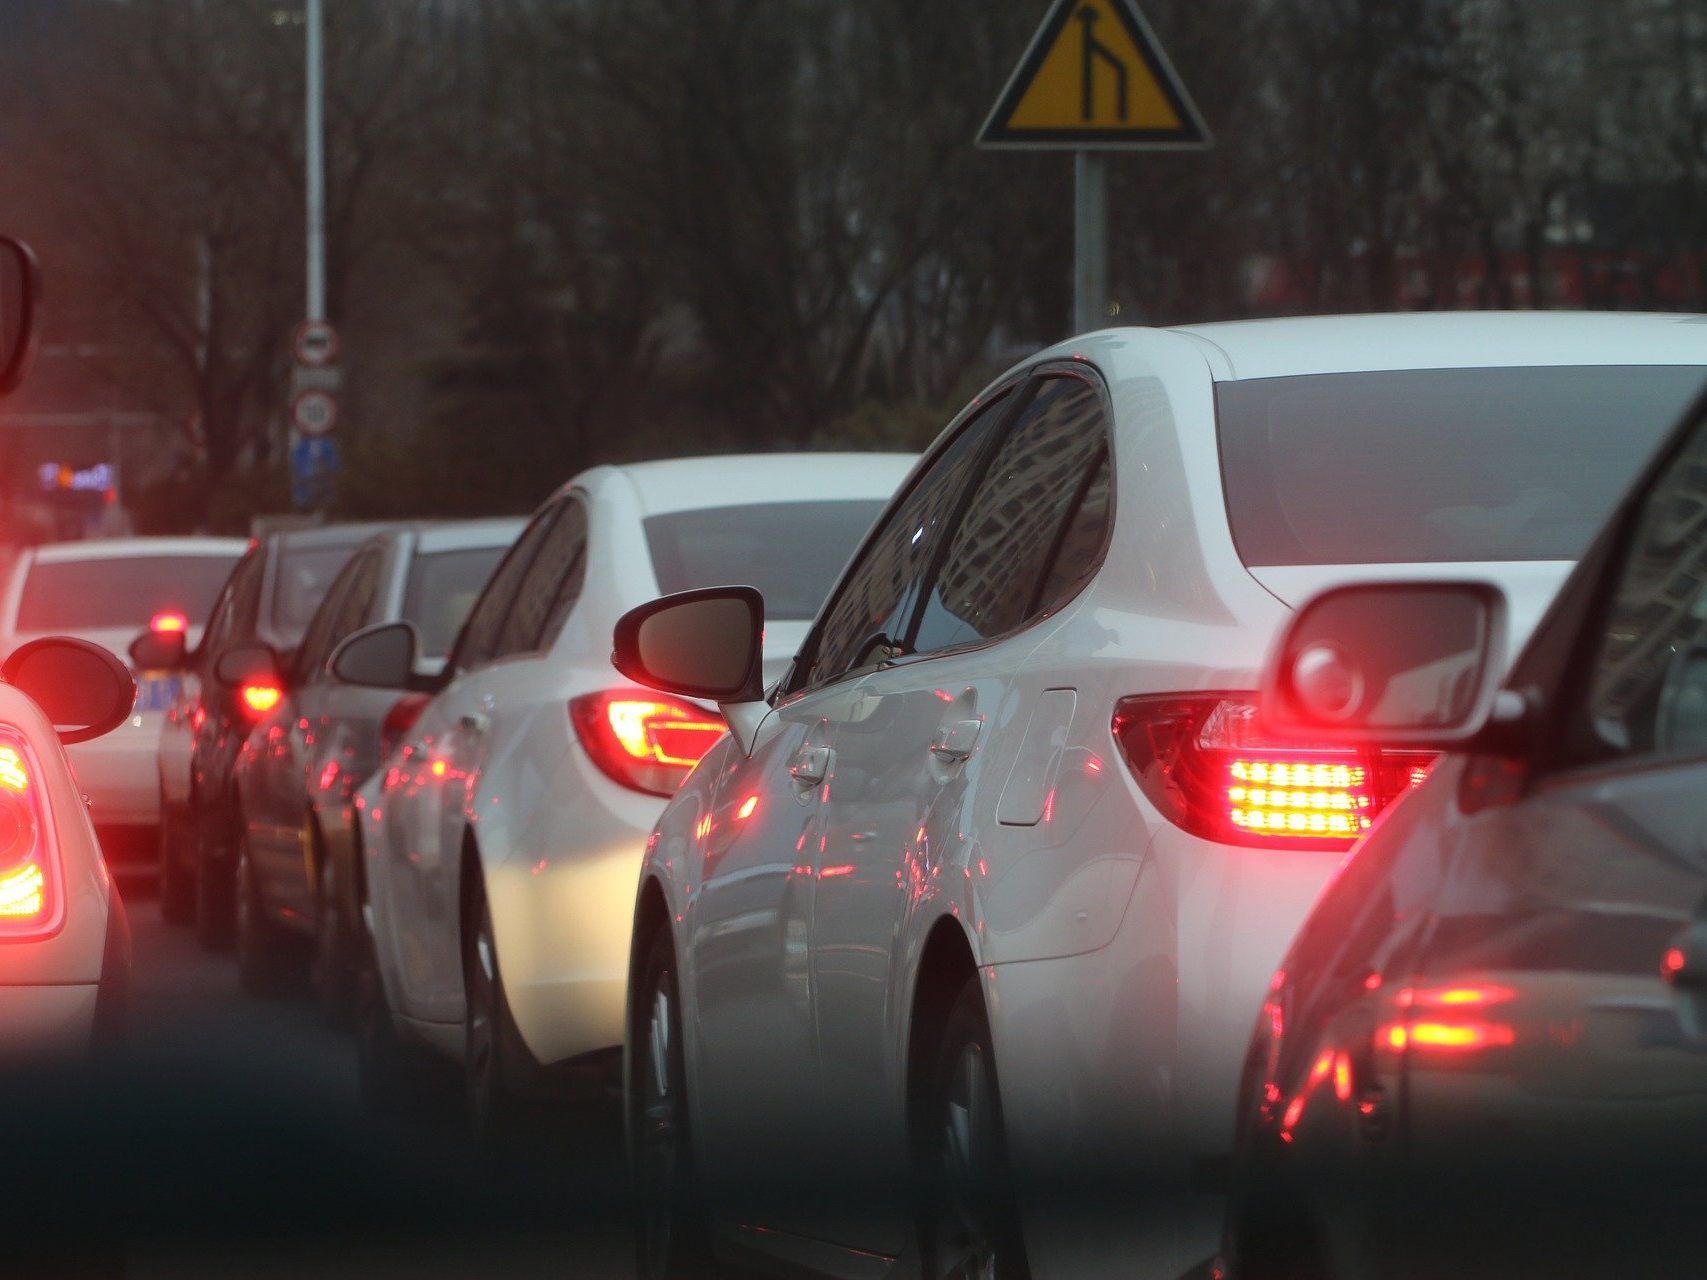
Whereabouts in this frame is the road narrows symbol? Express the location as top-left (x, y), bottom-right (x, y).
top-left (1077, 6), bottom-right (1128, 122)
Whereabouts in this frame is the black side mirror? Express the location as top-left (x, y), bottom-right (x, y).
top-left (0, 237), bottom-right (41, 397)
top-left (213, 642), bottom-right (282, 688)
top-left (329, 621), bottom-right (419, 690)
top-left (1262, 581), bottom-right (1507, 746)
top-left (612, 586), bottom-right (765, 704)
top-left (3, 637), bottom-right (135, 744)
top-left (129, 628), bottom-right (189, 673)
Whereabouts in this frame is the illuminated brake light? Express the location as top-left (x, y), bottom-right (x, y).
top-left (150, 610), bottom-right (188, 634)
top-left (571, 691), bottom-right (726, 797)
top-left (0, 862), bottom-right (43, 918)
top-left (0, 735), bottom-right (54, 935)
top-left (1112, 695), bottom-right (1435, 850)
top-left (240, 683), bottom-right (284, 717)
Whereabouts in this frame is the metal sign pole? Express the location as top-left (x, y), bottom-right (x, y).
top-left (305, 0), bottom-right (326, 323)
top-left (1073, 150), bottom-right (1108, 335)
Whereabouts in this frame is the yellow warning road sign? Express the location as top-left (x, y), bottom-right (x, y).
top-left (977, 0), bottom-right (1211, 150)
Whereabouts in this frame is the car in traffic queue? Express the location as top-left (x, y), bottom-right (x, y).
top-left (135, 522), bottom-right (395, 948)
top-left (337, 454), bottom-right (915, 1139)
top-left (0, 536), bottom-right (247, 876)
top-left (613, 313), bottom-right (1707, 1280)
top-left (224, 518), bottom-right (523, 1019)
top-left (1218, 390), bottom-right (1707, 1279)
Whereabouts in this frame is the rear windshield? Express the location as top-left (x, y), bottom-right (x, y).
top-left (14, 554), bottom-right (238, 633)
top-left (645, 499), bottom-right (887, 621)
top-left (271, 543), bottom-right (362, 640)
top-left (402, 545), bottom-right (508, 659)
top-left (1217, 365), bottom-right (1707, 566)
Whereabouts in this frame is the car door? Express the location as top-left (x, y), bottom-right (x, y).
top-left (1390, 409), bottom-right (1707, 1277)
top-left (809, 369), bottom-right (1117, 1250)
top-left (686, 388), bottom-right (1020, 1235)
top-left (379, 502), bottom-right (563, 1023)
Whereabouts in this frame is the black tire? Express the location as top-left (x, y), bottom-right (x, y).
top-left (629, 927), bottom-right (713, 1280)
top-left (235, 834), bottom-right (302, 997)
top-left (310, 831), bottom-right (358, 1029)
top-left (914, 974), bottom-right (1030, 1280)
top-left (356, 962), bottom-right (453, 1116)
top-left (193, 808), bottom-right (236, 952)
top-left (462, 895), bottom-right (535, 1144)
top-left (158, 805), bottom-right (194, 926)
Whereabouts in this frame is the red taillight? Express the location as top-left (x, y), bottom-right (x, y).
top-left (0, 738), bottom-right (55, 936)
top-left (380, 692), bottom-right (432, 761)
top-left (239, 682), bottom-right (284, 718)
top-left (570, 691), bottom-right (726, 797)
top-left (149, 610), bottom-right (188, 634)
top-left (1112, 695), bottom-right (1435, 851)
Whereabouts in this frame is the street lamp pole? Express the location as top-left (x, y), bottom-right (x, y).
top-left (305, 0), bottom-right (326, 322)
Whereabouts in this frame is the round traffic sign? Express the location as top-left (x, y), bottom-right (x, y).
top-left (293, 319), bottom-right (340, 368)
top-left (292, 388), bottom-right (339, 437)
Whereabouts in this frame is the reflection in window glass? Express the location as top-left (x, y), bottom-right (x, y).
top-left (405, 546), bottom-right (510, 660)
top-left (271, 544), bottom-right (364, 642)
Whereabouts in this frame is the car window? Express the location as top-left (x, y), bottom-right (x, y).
top-left (402, 545), bottom-right (511, 660)
top-left (293, 555), bottom-right (361, 683)
top-left (796, 390), bottom-right (1013, 690)
top-left (909, 374), bottom-right (1110, 655)
top-left (452, 501), bottom-right (562, 672)
top-left (327, 548), bottom-right (385, 653)
top-left (225, 550), bottom-right (267, 647)
top-left (536, 501), bottom-right (592, 647)
top-left (497, 497), bottom-right (586, 658)
top-left (270, 542), bottom-right (363, 643)
top-left (13, 553), bottom-right (239, 633)
top-left (199, 550), bottom-right (256, 661)
top-left (1586, 411), bottom-right (1707, 758)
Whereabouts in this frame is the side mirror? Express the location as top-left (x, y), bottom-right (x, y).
top-left (1262, 582), bottom-right (1507, 746)
top-left (129, 628), bottom-right (189, 673)
top-left (613, 586), bottom-right (765, 703)
top-left (0, 236), bottom-right (42, 397)
top-left (213, 642), bottom-right (282, 688)
top-left (3, 637), bottom-right (136, 744)
top-left (329, 621), bottom-right (419, 690)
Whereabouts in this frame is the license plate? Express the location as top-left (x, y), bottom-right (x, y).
top-left (135, 675), bottom-right (182, 715)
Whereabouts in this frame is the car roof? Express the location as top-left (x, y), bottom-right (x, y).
top-left (605, 453), bottom-right (918, 518)
top-left (1160, 311), bottom-right (1707, 381)
top-left (26, 535), bottom-right (251, 562)
top-left (272, 521), bottom-right (397, 553)
top-left (398, 518), bottom-right (527, 554)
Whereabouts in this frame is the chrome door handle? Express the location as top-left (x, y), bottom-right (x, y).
top-left (790, 745), bottom-right (833, 788)
top-left (459, 712), bottom-right (490, 735)
top-left (930, 718), bottom-right (983, 764)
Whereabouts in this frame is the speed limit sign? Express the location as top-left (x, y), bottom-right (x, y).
top-left (291, 388), bottom-right (339, 437)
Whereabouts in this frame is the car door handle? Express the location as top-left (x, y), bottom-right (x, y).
top-left (790, 744), bottom-right (833, 788)
top-left (459, 712), bottom-right (490, 735)
top-left (930, 719), bottom-right (983, 764)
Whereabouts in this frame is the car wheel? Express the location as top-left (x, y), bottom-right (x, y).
top-left (310, 835), bottom-right (357, 1029)
top-left (462, 897), bottom-right (533, 1144)
top-left (158, 806), bottom-right (194, 926)
top-left (915, 974), bottom-right (1030, 1280)
top-left (235, 834), bottom-right (300, 997)
top-left (356, 962), bottom-right (453, 1117)
top-left (193, 809), bottom-right (236, 952)
top-left (630, 927), bottom-right (712, 1280)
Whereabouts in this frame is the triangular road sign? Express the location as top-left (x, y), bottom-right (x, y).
top-left (978, 0), bottom-right (1211, 150)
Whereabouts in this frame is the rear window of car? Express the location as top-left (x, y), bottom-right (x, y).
top-left (401, 545), bottom-right (509, 659)
top-left (1217, 365), bottom-right (1707, 566)
top-left (271, 543), bottom-right (363, 641)
top-left (13, 554), bottom-right (239, 632)
top-left (645, 499), bottom-right (887, 621)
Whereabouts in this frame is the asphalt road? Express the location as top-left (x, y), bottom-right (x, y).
top-left (4, 885), bottom-right (633, 1279)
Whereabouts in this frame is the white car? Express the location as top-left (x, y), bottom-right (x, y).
top-left (615, 313), bottom-right (1707, 1279)
top-left (341, 453), bottom-right (915, 1136)
top-left (0, 537), bottom-right (248, 876)
top-left (0, 636), bottom-right (138, 1063)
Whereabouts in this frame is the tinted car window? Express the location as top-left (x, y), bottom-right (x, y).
top-left (14, 554), bottom-right (239, 633)
top-left (293, 556), bottom-right (360, 681)
top-left (271, 543), bottom-right (365, 642)
top-left (329, 550), bottom-right (384, 646)
top-left (497, 499), bottom-right (585, 657)
top-left (911, 375), bottom-right (1109, 654)
top-left (645, 499), bottom-right (887, 623)
top-left (403, 545), bottom-right (510, 660)
top-left (200, 551), bottom-right (258, 660)
top-left (453, 502), bottom-right (562, 671)
top-left (1218, 365), bottom-right (1705, 566)
top-left (800, 392), bottom-right (1011, 689)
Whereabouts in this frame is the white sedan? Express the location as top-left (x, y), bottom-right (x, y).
top-left (615, 313), bottom-right (1707, 1279)
top-left (339, 453), bottom-right (914, 1137)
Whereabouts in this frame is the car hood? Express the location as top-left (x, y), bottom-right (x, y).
top-left (1246, 561), bottom-right (1574, 665)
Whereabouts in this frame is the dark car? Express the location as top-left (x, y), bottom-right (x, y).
top-left (136, 523), bottom-right (395, 949)
top-left (227, 518), bottom-right (521, 1019)
top-left (1219, 385), bottom-right (1707, 1279)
